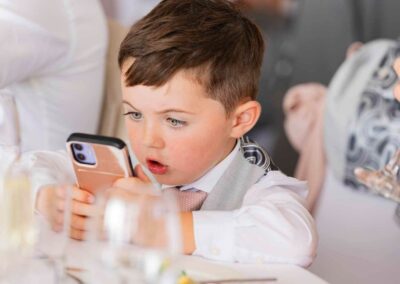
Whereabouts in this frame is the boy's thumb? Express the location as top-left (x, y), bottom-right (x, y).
top-left (134, 164), bottom-right (151, 182)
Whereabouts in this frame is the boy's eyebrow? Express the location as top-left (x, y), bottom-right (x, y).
top-left (155, 108), bottom-right (196, 115)
top-left (122, 100), bottom-right (195, 114)
top-left (122, 100), bottom-right (138, 110)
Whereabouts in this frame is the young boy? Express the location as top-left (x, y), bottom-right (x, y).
top-left (35, 0), bottom-right (317, 266)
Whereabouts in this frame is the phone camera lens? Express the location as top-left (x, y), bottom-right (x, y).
top-left (77, 153), bottom-right (86, 161)
top-left (74, 143), bottom-right (83, 151)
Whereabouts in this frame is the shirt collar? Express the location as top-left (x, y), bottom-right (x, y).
top-left (161, 140), bottom-right (240, 193)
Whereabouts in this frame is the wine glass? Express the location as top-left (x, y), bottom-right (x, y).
top-left (34, 181), bottom-right (72, 283)
top-left (87, 187), bottom-right (182, 284)
top-left (355, 149), bottom-right (400, 202)
top-left (0, 91), bottom-right (37, 279)
top-left (0, 90), bottom-right (21, 171)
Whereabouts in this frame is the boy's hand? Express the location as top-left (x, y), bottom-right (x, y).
top-left (68, 186), bottom-right (96, 240)
top-left (112, 164), bottom-right (152, 191)
top-left (36, 184), bottom-right (95, 240)
top-left (36, 185), bottom-right (63, 231)
top-left (109, 164), bottom-right (195, 253)
top-left (69, 168), bottom-right (153, 240)
top-left (110, 164), bottom-right (161, 246)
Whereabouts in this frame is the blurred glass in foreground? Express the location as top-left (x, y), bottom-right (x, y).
top-left (87, 187), bottom-right (182, 284)
top-left (0, 91), bottom-right (37, 279)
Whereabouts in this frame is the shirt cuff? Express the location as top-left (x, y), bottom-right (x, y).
top-left (30, 170), bottom-right (59, 198)
top-left (192, 210), bottom-right (235, 261)
top-left (19, 150), bottom-right (74, 207)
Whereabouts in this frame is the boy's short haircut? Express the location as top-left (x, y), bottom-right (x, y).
top-left (118, 0), bottom-right (264, 114)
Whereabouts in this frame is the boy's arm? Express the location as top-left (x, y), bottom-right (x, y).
top-left (180, 212), bottom-right (196, 254)
top-left (26, 150), bottom-right (98, 240)
top-left (20, 150), bottom-right (75, 203)
top-left (186, 171), bottom-right (317, 266)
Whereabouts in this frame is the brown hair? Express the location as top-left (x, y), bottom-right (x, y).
top-left (118, 0), bottom-right (264, 114)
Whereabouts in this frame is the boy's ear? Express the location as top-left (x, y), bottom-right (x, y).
top-left (229, 100), bottom-right (261, 138)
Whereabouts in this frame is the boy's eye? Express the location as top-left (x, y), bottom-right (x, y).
top-left (167, 117), bottom-right (186, 127)
top-left (123, 111), bottom-right (143, 121)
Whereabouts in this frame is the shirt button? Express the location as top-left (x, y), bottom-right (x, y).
top-left (210, 247), bottom-right (220, 255)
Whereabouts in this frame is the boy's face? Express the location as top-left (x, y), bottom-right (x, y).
top-left (121, 62), bottom-right (237, 186)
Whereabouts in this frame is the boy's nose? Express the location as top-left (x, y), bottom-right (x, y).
top-left (141, 126), bottom-right (164, 149)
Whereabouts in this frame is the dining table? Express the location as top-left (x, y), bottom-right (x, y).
top-left (4, 236), bottom-right (328, 284)
top-left (308, 168), bottom-right (400, 284)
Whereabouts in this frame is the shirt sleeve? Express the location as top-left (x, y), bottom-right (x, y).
top-left (0, 5), bottom-right (68, 87)
top-left (20, 150), bottom-right (75, 204)
top-left (192, 171), bottom-right (318, 267)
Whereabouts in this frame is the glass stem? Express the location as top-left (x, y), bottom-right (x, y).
top-left (51, 256), bottom-right (66, 284)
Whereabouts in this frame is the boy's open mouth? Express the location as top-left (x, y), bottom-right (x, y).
top-left (146, 159), bottom-right (168, 175)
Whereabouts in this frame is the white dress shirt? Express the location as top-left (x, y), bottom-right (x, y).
top-left (25, 140), bottom-right (317, 267)
top-left (164, 142), bottom-right (317, 266)
top-left (0, 0), bottom-right (107, 151)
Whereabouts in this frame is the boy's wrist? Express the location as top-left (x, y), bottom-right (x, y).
top-left (180, 212), bottom-right (195, 254)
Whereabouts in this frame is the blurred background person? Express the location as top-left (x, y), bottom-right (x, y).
top-left (239, 0), bottom-right (400, 175)
top-left (353, 55), bottom-right (400, 202)
top-left (0, 0), bottom-right (108, 151)
top-left (284, 38), bottom-right (400, 284)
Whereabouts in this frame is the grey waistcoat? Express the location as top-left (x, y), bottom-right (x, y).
top-left (201, 136), bottom-right (278, 211)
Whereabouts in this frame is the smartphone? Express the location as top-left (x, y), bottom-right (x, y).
top-left (66, 133), bottom-right (134, 194)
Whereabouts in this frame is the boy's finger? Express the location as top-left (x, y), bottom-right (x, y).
top-left (72, 186), bottom-right (95, 203)
top-left (135, 164), bottom-right (151, 182)
top-left (113, 178), bottom-right (152, 194)
top-left (56, 184), bottom-right (73, 198)
top-left (56, 186), bottom-right (65, 198)
top-left (70, 214), bottom-right (88, 231)
top-left (71, 201), bottom-right (96, 217)
top-left (57, 199), bottom-right (65, 211)
top-left (52, 222), bottom-right (63, 233)
top-left (51, 211), bottom-right (65, 232)
top-left (70, 228), bottom-right (86, 241)
top-left (113, 178), bottom-right (137, 191)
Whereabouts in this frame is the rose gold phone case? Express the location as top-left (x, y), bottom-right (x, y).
top-left (66, 137), bottom-right (133, 195)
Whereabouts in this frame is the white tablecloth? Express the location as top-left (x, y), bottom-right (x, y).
top-left (5, 238), bottom-right (328, 284)
top-left (309, 168), bottom-right (400, 284)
